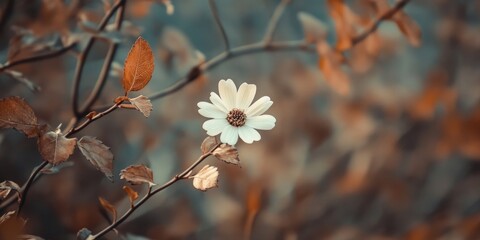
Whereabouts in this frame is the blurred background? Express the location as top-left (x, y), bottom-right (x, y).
top-left (1, 0), bottom-right (480, 239)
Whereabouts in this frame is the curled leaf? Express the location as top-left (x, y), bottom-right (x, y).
top-left (78, 136), bottom-right (114, 181)
top-left (123, 186), bottom-right (139, 206)
top-left (317, 41), bottom-right (350, 95)
top-left (38, 128), bottom-right (77, 165)
top-left (123, 37), bottom-right (154, 94)
top-left (98, 197), bottom-right (117, 223)
top-left (298, 12), bottom-right (328, 43)
top-left (192, 165), bottom-right (219, 191)
top-left (0, 96), bottom-right (44, 138)
top-left (120, 165), bottom-right (155, 186)
top-left (201, 136), bottom-right (219, 154)
top-left (213, 144), bottom-right (240, 165)
top-left (129, 95), bottom-right (153, 117)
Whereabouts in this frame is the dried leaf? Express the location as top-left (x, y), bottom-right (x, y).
top-left (201, 136), bottom-right (219, 154)
top-left (123, 37), bottom-right (154, 94)
top-left (0, 181), bottom-right (20, 199)
top-left (78, 136), bottom-right (114, 181)
top-left (298, 12), bottom-right (328, 43)
top-left (0, 211), bottom-right (15, 225)
top-left (123, 186), bottom-right (139, 206)
top-left (0, 96), bottom-right (43, 138)
top-left (120, 165), bottom-right (156, 186)
top-left (393, 11), bottom-right (422, 47)
top-left (327, 0), bottom-right (357, 50)
top-left (38, 128), bottom-right (77, 165)
top-left (317, 42), bottom-right (350, 95)
top-left (98, 197), bottom-right (117, 223)
top-left (192, 165), bottom-right (219, 191)
top-left (213, 144), bottom-right (240, 165)
top-left (129, 95), bottom-right (153, 117)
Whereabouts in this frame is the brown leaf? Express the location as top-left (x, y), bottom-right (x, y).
top-left (0, 181), bottom-right (20, 199)
top-left (123, 186), bottom-right (139, 206)
top-left (123, 37), bottom-right (154, 94)
top-left (98, 197), bottom-right (117, 222)
top-left (192, 165), bottom-right (219, 191)
top-left (201, 136), bottom-right (219, 154)
top-left (129, 95), bottom-right (153, 117)
top-left (317, 42), bottom-right (351, 95)
top-left (327, 0), bottom-right (357, 50)
top-left (213, 144), bottom-right (240, 165)
top-left (38, 128), bottom-right (77, 165)
top-left (120, 165), bottom-right (155, 186)
top-left (298, 12), bottom-right (327, 43)
top-left (0, 96), bottom-right (44, 138)
top-left (78, 136), bottom-right (114, 181)
top-left (393, 11), bottom-right (421, 47)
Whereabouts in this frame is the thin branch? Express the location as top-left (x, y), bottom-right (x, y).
top-left (0, 44), bottom-right (76, 72)
top-left (351, 0), bottom-right (410, 45)
top-left (78, 1), bottom-right (126, 115)
top-left (15, 161), bottom-right (49, 215)
top-left (208, 0), bottom-right (230, 51)
top-left (263, 0), bottom-right (291, 45)
top-left (66, 102), bottom-right (122, 136)
top-left (90, 144), bottom-right (222, 239)
top-left (71, 0), bottom-right (126, 117)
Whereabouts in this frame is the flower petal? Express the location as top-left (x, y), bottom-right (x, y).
top-left (238, 126), bottom-right (261, 144)
top-left (246, 115), bottom-right (276, 130)
top-left (198, 102), bottom-right (227, 118)
top-left (220, 125), bottom-right (239, 145)
top-left (203, 119), bottom-right (229, 136)
top-left (245, 96), bottom-right (273, 117)
top-left (210, 92), bottom-right (228, 113)
top-left (218, 79), bottom-right (237, 110)
top-left (236, 83), bottom-right (256, 110)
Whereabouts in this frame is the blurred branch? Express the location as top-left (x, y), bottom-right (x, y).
top-left (352, 0), bottom-right (411, 45)
top-left (208, 0), bottom-right (230, 51)
top-left (150, 40), bottom-right (313, 101)
top-left (0, 43), bottom-right (76, 72)
top-left (263, 0), bottom-right (291, 45)
top-left (0, 0), bottom-right (13, 34)
top-left (71, 0), bottom-right (126, 117)
top-left (90, 144), bottom-right (222, 239)
top-left (15, 161), bottom-right (49, 216)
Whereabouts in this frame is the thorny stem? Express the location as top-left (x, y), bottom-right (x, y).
top-left (208, 0), bottom-right (230, 52)
top-left (72, 0), bottom-right (126, 117)
top-left (351, 0), bottom-right (411, 45)
top-left (90, 144), bottom-right (222, 239)
top-left (263, 0), bottom-right (291, 45)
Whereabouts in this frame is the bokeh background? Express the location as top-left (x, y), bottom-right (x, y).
top-left (1, 0), bottom-right (480, 239)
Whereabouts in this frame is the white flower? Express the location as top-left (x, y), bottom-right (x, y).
top-left (198, 79), bottom-right (276, 145)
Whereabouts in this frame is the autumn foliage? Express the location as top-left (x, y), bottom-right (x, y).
top-left (1, 0), bottom-right (479, 239)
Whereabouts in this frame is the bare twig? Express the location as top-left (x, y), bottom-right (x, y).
top-left (90, 143), bottom-right (221, 239)
top-left (351, 0), bottom-right (410, 45)
top-left (208, 0), bottom-right (230, 52)
top-left (15, 161), bottom-right (49, 216)
top-left (72, 0), bottom-right (126, 117)
top-left (0, 44), bottom-right (76, 72)
top-left (263, 0), bottom-right (291, 45)
top-left (78, 1), bottom-right (126, 115)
